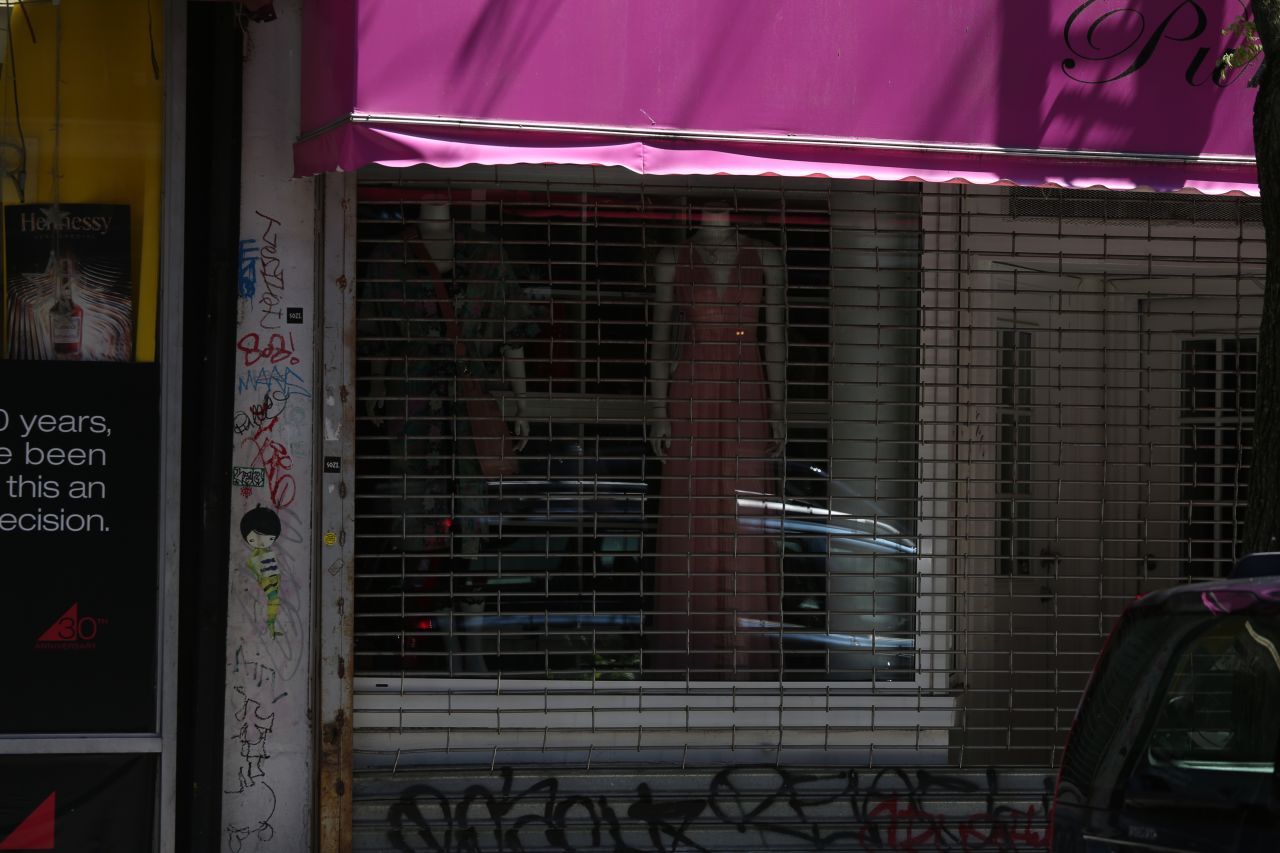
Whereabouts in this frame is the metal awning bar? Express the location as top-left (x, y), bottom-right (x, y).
top-left (310, 112), bottom-right (1256, 168)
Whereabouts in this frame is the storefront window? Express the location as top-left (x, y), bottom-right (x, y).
top-left (0, 2), bottom-right (165, 744)
top-left (354, 176), bottom-right (920, 683)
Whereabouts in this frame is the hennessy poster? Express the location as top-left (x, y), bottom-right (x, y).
top-left (4, 204), bottom-right (133, 361)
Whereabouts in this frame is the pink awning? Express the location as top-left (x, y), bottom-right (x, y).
top-left (298, 0), bottom-right (1260, 195)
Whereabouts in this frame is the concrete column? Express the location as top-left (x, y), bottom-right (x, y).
top-left (220, 3), bottom-right (318, 850)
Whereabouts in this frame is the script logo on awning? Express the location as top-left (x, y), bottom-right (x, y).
top-left (34, 602), bottom-right (106, 650)
top-left (1063, 0), bottom-right (1262, 87)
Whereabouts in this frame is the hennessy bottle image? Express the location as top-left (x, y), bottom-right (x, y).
top-left (48, 253), bottom-right (84, 360)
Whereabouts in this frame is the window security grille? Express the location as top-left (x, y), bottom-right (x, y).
top-left (998, 329), bottom-right (1034, 577)
top-left (1009, 186), bottom-right (1262, 225)
top-left (1181, 337), bottom-right (1256, 577)
top-left (349, 166), bottom-right (1263, 774)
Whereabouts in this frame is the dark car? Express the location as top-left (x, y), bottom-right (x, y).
top-left (1051, 560), bottom-right (1280, 852)
top-left (355, 439), bottom-right (917, 680)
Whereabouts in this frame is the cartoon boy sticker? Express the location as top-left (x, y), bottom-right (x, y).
top-left (240, 506), bottom-right (282, 638)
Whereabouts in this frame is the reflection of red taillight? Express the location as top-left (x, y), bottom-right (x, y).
top-left (1047, 785), bottom-right (1056, 849)
top-left (415, 618), bottom-right (434, 631)
top-left (440, 518), bottom-right (454, 531)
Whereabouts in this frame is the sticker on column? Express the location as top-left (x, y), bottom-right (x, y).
top-left (232, 467), bottom-right (267, 488)
top-left (239, 506), bottom-right (282, 639)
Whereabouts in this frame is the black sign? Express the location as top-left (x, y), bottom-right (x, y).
top-left (0, 362), bottom-right (159, 734)
top-left (286, 306), bottom-right (304, 324)
top-left (0, 754), bottom-right (155, 851)
top-left (323, 456), bottom-right (340, 474)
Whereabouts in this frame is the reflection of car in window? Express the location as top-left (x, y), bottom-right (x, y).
top-left (355, 439), bottom-right (917, 681)
top-left (1051, 563), bottom-right (1280, 852)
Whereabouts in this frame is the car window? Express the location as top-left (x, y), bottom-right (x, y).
top-left (1143, 615), bottom-right (1280, 775)
top-left (1058, 608), bottom-right (1182, 803)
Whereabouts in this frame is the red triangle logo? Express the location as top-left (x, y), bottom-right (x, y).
top-left (36, 604), bottom-right (77, 643)
top-left (0, 792), bottom-right (55, 850)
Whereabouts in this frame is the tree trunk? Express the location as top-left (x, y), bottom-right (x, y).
top-left (1244, 1), bottom-right (1280, 552)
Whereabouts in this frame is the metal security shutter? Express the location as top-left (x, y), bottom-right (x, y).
top-left (935, 185), bottom-right (1261, 767)
top-left (346, 167), bottom-right (1260, 846)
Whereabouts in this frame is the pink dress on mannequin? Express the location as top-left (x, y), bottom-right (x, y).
top-left (653, 243), bottom-right (780, 680)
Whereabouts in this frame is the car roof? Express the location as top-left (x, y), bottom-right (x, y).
top-left (1127, 572), bottom-right (1280, 617)
top-left (1231, 551), bottom-right (1280, 579)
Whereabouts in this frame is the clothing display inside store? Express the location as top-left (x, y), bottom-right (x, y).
top-left (353, 186), bottom-right (919, 683)
top-left (648, 206), bottom-right (788, 680)
top-left (358, 201), bottom-right (538, 673)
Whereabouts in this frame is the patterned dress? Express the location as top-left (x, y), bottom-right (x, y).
top-left (358, 227), bottom-right (539, 557)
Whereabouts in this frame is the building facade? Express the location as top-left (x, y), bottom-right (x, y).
top-left (278, 3), bottom-right (1265, 851)
top-left (1, 2), bottom-right (1256, 851)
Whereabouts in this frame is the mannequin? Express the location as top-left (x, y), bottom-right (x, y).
top-left (647, 202), bottom-right (786, 680)
top-left (360, 201), bottom-right (538, 674)
top-left (366, 202), bottom-right (531, 449)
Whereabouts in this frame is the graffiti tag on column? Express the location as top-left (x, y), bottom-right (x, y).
top-left (225, 686), bottom-right (279, 852)
top-left (237, 332), bottom-right (301, 367)
top-left (238, 239), bottom-right (259, 299)
top-left (232, 646), bottom-right (280, 691)
top-left (233, 393), bottom-right (278, 436)
top-left (256, 211), bottom-right (286, 329)
top-left (233, 392), bottom-right (296, 438)
top-left (237, 365), bottom-right (312, 400)
top-left (386, 766), bottom-right (1052, 852)
top-left (242, 421), bottom-right (296, 509)
top-left (234, 365), bottom-right (311, 439)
